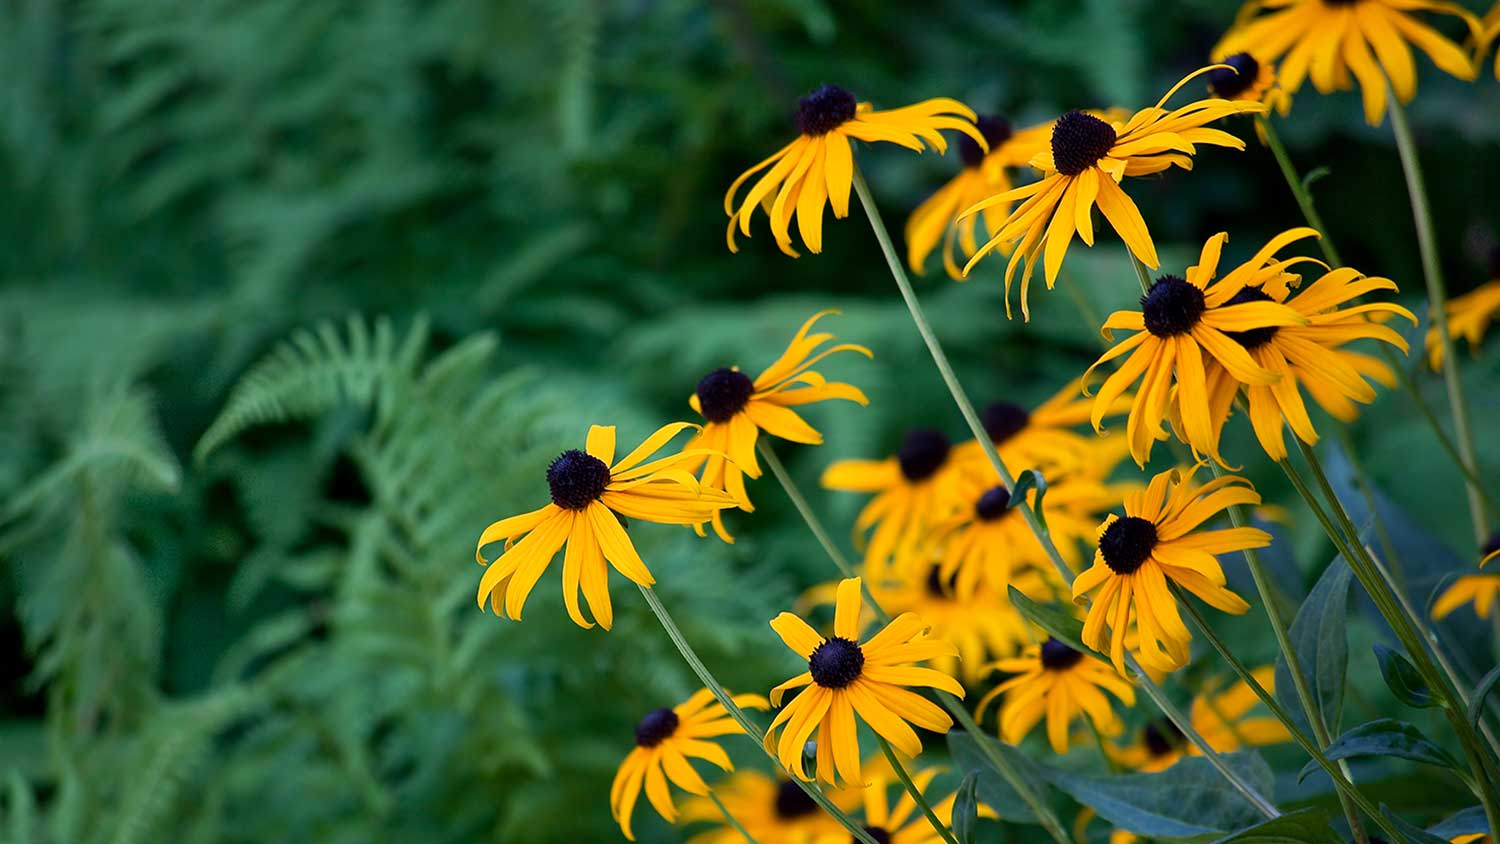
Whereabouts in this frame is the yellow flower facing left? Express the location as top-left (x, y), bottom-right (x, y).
top-left (725, 85), bottom-right (985, 257)
top-left (1426, 248), bottom-right (1500, 369)
top-left (474, 423), bottom-right (735, 629)
top-left (1109, 667), bottom-right (1290, 771)
top-left (976, 638), bottom-right (1137, 754)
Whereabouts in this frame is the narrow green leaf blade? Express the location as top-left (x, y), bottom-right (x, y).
top-left (1383, 805), bottom-right (1457, 844)
top-left (1042, 752), bottom-right (1275, 837)
top-left (951, 771), bottom-right (980, 844)
top-left (1374, 644), bottom-right (1439, 709)
top-left (1274, 559), bottom-right (1351, 738)
top-left (1008, 586), bottom-right (1087, 653)
top-left (1210, 808), bottom-right (1341, 844)
top-left (946, 732), bottom-right (1048, 823)
top-left (1299, 719), bottom-right (1462, 783)
top-left (1467, 665), bottom-right (1500, 732)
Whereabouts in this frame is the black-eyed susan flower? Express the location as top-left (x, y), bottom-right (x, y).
top-left (822, 429), bottom-right (964, 581)
top-left (905, 115), bottom-right (1053, 278)
top-left (841, 758), bottom-right (987, 844)
top-left (1084, 231), bottom-right (1310, 466)
top-left (611, 688), bottom-right (769, 840)
top-left (1426, 248), bottom-right (1500, 369)
top-left (952, 378), bottom-right (1130, 481)
top-left (1433, 532), bottom-right (1500, 619)
top-left (1073, 466), bottom-right (1264, 674)
top-left (680, 771), bottom-right (855, 844)
top-left (725, 85), bottom-right (985, 257)
top-left (766, 577), bottom-right (963, 785)
top-left (1482, 4), bottom-right (1500, 79)
top-left (976, 638), bottom-right (1137, 754)
top-left (1215, 0), bottom-right (1480, 125)
top-left (474, 423), bottom-right (736, 629)
top-left (1109, 666), bottom-right (1290, 771)
top-left (683, 310), bottom-right (870, 541)
top-left (958, 70), bottom-right (1265, 319)
top-left (1206, 52), bottom-right (1292, 116)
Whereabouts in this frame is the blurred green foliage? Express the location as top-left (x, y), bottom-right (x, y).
top-left (2, 0), bottom-right (1498, 841)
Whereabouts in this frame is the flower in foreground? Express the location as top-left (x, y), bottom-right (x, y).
top-left (725, 84), bottom-right (985, 256)
top-left (474, 423), bottom-right (735, 629)
top-left (680, 771), bottom-right (854, 844)
top-left (684, 310), bottom-right (870, 540)
top-left (1084, 231), bottom-right (1309, 466)
top-left (1215, 0), bottom-right (1480, 125)
top-left (610, 688), bottom-right (769, 840)
top-left (958, 69), bottom-right (1264, 319)
top-left (766, 577), bottom-right (963, 785)
top-left (977, 638), bottom-right (1136, 754)
top-left (1109, 666), bottom-right (1290, 771)
top-left (1073, 465), bottom-right (1265, 674)
top-left (1426, 248), bottom-right (1500, 369)
top-left (842, 758), bottom-right (987, 844)
top-left (1433, 532), bottom-right (1500, 619)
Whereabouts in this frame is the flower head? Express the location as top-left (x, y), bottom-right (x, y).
top-left (958, 69), bottom-right (1264, 319)
top-left (1206, 52), bottom-right (1293, 116)
top-left (1432, 531), bottom-right (1500, 618)
top-left (680, 771), bottom-right (854, 844)
top-left (976, 638), bottom-right (1136, 754)
top-left (610, 688), bottom-right (769, 840)
top-left (840, 758), bottom-right (985, 844)
top-left (1215, 0), bottom-right (1481, 125)
top-left (765, 578), bottom-right (963, 785)
top-left (726, 85), bottom-right (984, 257)
top-left (1426, 251), bottom-right (1500, 369)
top-left (684, 311), bottom-right (870, 540)
top-left (1109, 666), bottom-right (1290, 771)
top-left (1073, 466), bottom-right (1264, 674)
top-left (474, 423), bottom-right (735, 629)
top-left (952, 377), bottom-right (1131, 481)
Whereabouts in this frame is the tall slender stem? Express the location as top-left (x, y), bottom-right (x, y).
top-left (637, 585), bottom-right (881, 844)
top-left (756, 442), bottom-right (857, 581)
top-left (707, 791), bottom-right (758, 844)
top-left (1385, 85), bottom-right (1489, 546)
top-left (877, 737), bottom-right (961, 844)
top-left (1257, 115), bottom-right (1343, 268)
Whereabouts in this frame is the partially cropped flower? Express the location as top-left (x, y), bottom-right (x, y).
top-left (474, 423), bottom-right (735, 629)
top-left (1215, 0), bottom-right (1480, 125)
top-left (611, 689), bottom-right (769, 840)
top-left (1483, 4), bottom-right (1500, 79)
top-left (959, 69), bottom-right (1264, 319)
top-left (684, 311), bottom-right (870, 541)
top-left (977, 638), bottom-right (1137, 754)
top-left (906, 115), bottom-right (1055, 278)
top-left (726, 85), bottom-right (984, 257)
top-left (1183, 229), bottom-right (1416, 461)
top-left (822, 429), bottom-right (964, 580)
top-left (1433, 532), bottom-right (1500, 619)
top-left (766, 578), bottom-right (963, 785)
top-left (1206, 52), bottom-right (1292, 116)
top-left (952, 378), bottom-right (1131, 481)
top-left (681, 771), bottom-right (853, 844)
top-left (840, 759), bottom-right (985, 844)
top-left (1084, 232), bottom-right (1309, 466)
top-left (1109, 666), bottom-right (1290, 771)
top-left (1427, 248), bottom-right (1500, 369)
top-left (1073, 466), bottom-right (1264, 674)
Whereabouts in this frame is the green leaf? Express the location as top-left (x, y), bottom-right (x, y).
top-left (1274, 559), bottom-right (1352, 738)
top-left (951, 771), bottom-right (980, 844)
top-left (1042, 752), bottom-right (1275, 837)
top-left (1210, 808), bottom-right (1341, 844)
top-left (1375, 644), bottom-right (1440, 709)
top-left (1010, 469), bottom-right (1049, 532)
top-left (1302, 166), bottom-right (1331, 191)
top-left (1299, 719), bottom-right (1462, 782)
top-left (1467, 665), bottom-right (1500, 732)
top-left (946, 732), bottom-right (1048, 823)
top-left (1382, 805), bottom-right (1456, 844)
top-left (1427, 806), bottom-right (1488, 839)
top-left (1007, 586), bottom-right (1087, 653)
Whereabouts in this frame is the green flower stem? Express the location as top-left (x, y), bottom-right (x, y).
top-left (757, 441), bottom-right (1072, 844)
top-left (1256, 114), bottom-right (1342, 269)
top-left (877, 736), bottom-right (962, 844)
top-left (1058, 269), bottom-right (1108, 347)
top-left (1172, 586), bottom-right (1407, 842)
top-left (707, 790), bottom-right (758, 844)
top-left (637, 585), bottom-right (882, 844)
top-left (1386, 85), bottom-right (1489, 546)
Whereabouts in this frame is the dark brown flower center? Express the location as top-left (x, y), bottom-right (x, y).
top-left (1208, 53), bottom-right (1261, 99)
top-left (796, 84), bottom-right (858, 136)
top-left (898, 428), bottom-right (951, 482)
top-left (1039, 638), bottom-right (1084, 671)
top-left (1483, 530), bottom-right (1500, 560)
top-left (1141, 274), bottom-right (1206, 337)
top-left (547, 449), bottom-right (611, 510)
top-left (775, 779), bottom-right (819, 818)
top-left (696, 367), bottom-right (755, 422)
top-left (959, 115), bottom-right (1014, 168)
top-left (1144, 719), bottom-right (1184, 757)
top-left (975, 486), bottom-right (1012, 522)
top-left (1222, 287), bottom-right (1280, 349)
top-left (1099, 515), bottom-right (1158, 574)
top-left (809, 637), bottom-right (865, 688)
top-left (982, 401), bottom-right (1030, 444)
top-left (925, 566), bottom-right (953, 598)
top-left (857, 828), bottom-right (893, 844)
top-left (634, 707), bottom-right (679, 747)
top-left (1051, 110), bottom-right (1117, 177)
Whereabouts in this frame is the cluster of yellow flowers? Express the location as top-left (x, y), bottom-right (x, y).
top-left (471, 1), bottom-right (1500, 841)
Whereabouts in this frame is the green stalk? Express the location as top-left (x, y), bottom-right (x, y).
top-left (637, 585), bottom-right (881, 844)
top-left (1385, 87), bottom-right (1489, 546)
top-left (877, 736), bottom-right (962, 844)
top-left (756, 442), bottom-right (857, 581)
top-left (707, 791), bottom-right (758, 844)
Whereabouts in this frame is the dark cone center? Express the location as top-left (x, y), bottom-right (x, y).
top-left (976, 486), bottom-right (1012, 521)
top-left (898, 428), bottom-right (951, 482)
top-left (1051, 110), bottom-right (1117, 177)
top-left (796, 84), bottom-right (858, 136)
top-left (982, 401), bottom-right (1031, 444)
top-left (1222, 287), bottom-right (1280, 349)
top-left (859, 828), bottom-right (893, 844)
top-left (1141, 274), bottom-right (1207, 337)
top-left (1208, 53), bottom-right (1261, 99)
top-left (547, 449), bottom-right (611, 510)
top-left (775, 779), bottom-right (819, 818)
top-left (1039, 638), bottom-right (1084, 671)
top-left (634, 707), bottom-right (680, 748)
top-left (959, 115), bottom-right (1014, 168)
top-left (696, 367), bottom-right (756, 422)
top-left (1143, 719), bottom-right (1184, 757)
top-left (1483, 530), bottom-right (1500, 559)
top-left (925, 566), bottom-right (953, 598)
top-left (1099, 515), bottom-right (1158, 574)
top-left (809, 636), bottom-right (865, 689)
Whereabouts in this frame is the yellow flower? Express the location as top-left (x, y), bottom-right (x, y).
top-left (1108, 666), bottom-right (1291, 771)
top-left (726, 85), bottom-right (985, 257)
top-left (1215, 0), bottom-right (1480, 125)
top-left (1183, 229), bottom-right (1416, 461)
top-left (610, 688), bottom-right (769, 840)
top-left (976, 638), bottom-right (1137, 754)
top-left (684, 310), bottom-right (871, 541)
top-left (1434, 574), bottom-right (1500, 619)
top-left (951, 378), bottom-right (1131, 481)
top-left (1206, 52), bottom-right (1293, 116)
top-left (958, 69), bottom-right (1264, 319)
top-left (832, 759), bottom-right (986, 844)
top-left (905, 115), bottom-right (1054, 278)
top-left (822, 429), bottom-right (964, 581)
top-left (681, 770), bottom-right (856, 844)
top-left (1483, 4), bottom-right (1500, 79)
top-left (1072, 466), bottom-right (1264, 674)
top-left (1426, 251), bottom-right (1500, 368)
top-left (766, 578), bottom-right (963, 785)
top-left (1084, 231), bottom-right (1310, 467)
top-left (474, 423), bottom-right (735, 629)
